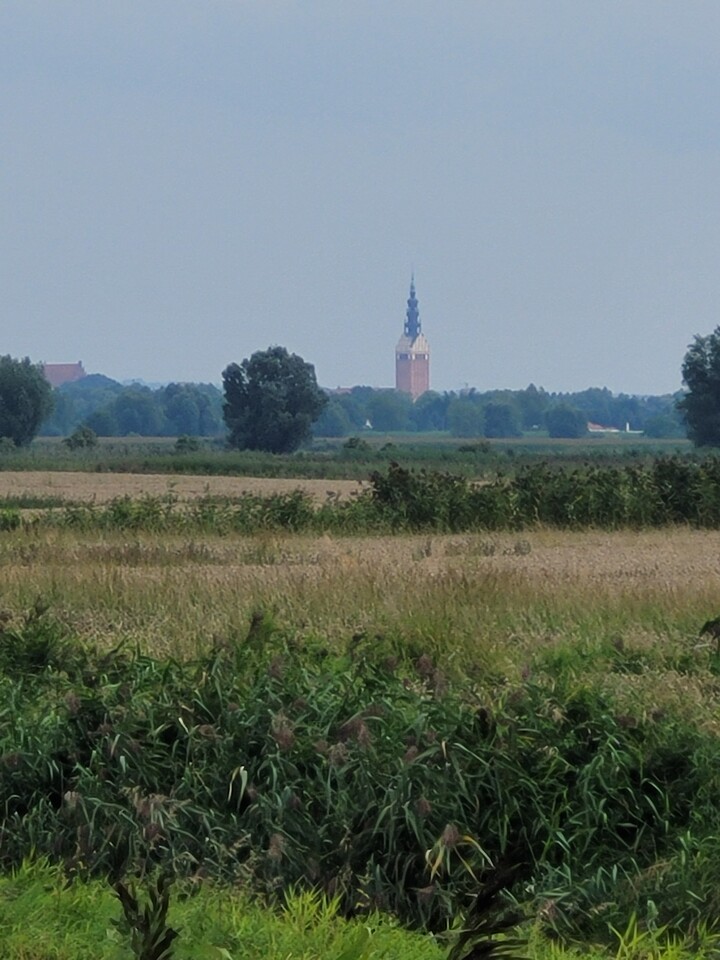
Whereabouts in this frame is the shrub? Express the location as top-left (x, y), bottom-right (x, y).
top-left (63, 425), bottom-right (98, 450)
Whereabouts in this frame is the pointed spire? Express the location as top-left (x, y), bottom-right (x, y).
top-left (404, 275), bottom-right (421, 339)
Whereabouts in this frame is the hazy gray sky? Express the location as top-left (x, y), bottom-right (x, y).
top-left (2, 2), bottom-right (719, 394)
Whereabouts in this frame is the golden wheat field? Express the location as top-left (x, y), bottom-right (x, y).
top-left (0, 470), bottom-right (364, 503)
top-left (2, 471), bottom-right (720, 677)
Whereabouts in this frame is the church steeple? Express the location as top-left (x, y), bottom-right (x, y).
top-left (404, 275), bottom-right (421, 339)
top-left (395, 275), bottom-right (430, 400)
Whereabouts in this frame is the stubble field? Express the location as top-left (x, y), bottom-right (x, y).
top-left (0, 469), bottom-right (365, 504)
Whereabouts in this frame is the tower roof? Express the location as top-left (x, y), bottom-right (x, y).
top-left (404, 276), bottom-right (421, 339)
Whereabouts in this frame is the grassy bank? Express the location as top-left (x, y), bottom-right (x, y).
top-left (7, 862), bottom-right (717, 960)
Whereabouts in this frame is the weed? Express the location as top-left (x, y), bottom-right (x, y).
top-left (113, 875), bottom-right (178, 960)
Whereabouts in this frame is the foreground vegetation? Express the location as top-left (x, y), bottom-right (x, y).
top-left (5, 600), bottom-right (720, 953)
top-left (2, 515), bottom-right (720, 955)
top-left (7, 862), bottom-right (716, 960)
top-left (3, 459), bottom-right (720, 957)
top-left (0, 863), bottom-right (447, 960)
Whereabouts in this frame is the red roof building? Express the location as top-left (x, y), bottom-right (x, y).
top-left (42, 362), bottom-right (87, 388)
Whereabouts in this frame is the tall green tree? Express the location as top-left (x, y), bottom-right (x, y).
top-left (222, 346), bottom-right (326, 453)
top-left (483, 401), bottom-right (522, 438)
top-left (545, 404), bottom-right (587, 439)
top-left (447, 397), bottom-right (484, 437)
top-left (0, 356), bottom-right (53, 445)
top-left (366, 391), bottom-right (413, 432)
top-left (678, 328), bottom-right (720, 446)
top-left (312, 400), bottom-right (352, 437)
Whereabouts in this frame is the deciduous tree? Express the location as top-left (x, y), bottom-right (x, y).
top-left (545, 404), bottom-right (587, 439)
top-left (678, 328), bottom-right (720, 446)
top-left (222, 346), bottom-right (326, 453)
top-left (0, 356), bottom-right (53, 446)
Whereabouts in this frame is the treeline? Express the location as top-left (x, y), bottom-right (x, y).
top-left (316, 384), bottom-right (686, 439)
top-left (40, 376), bottom-right (224, 438)
top-left (40, 375), bottom-right (686, 441)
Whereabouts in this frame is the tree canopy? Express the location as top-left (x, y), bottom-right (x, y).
top-left (0, 356), bottom-right (54, 446)
top-left (546, 404), bottom-right (587, 439)
top-left (678, 328), bottom-right (720, 446)
top-left (222, 346), bottom-right (327, 453)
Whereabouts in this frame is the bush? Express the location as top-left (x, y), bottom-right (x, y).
top-left (174, 435), bottom-right (201, 453)
top-left (63, 425), bottom-right (98, 450)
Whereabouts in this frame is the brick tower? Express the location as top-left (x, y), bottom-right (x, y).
top-left (395, 277), bottom-right (430, 399)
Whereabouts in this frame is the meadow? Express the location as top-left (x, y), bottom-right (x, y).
top-left (0, 432), bottom-right (692, 481)
top-left (3, 458), bottom-right (720, 958)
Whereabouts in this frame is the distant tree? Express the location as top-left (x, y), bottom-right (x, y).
top-left (85, 408), bottom-right (119, 437)
top-left (332, 393), bottom-right (367, 430)
top-left (447, 398), bottom-right (485, 437)
top-left (410, 390), bottom-right (450, 432)
top-left (366, 391), bottom-right (413, 432)
top-left (40, 373), bottom-right (123, 436)
top-left (163, 385), bottom-right (201, 436)
top-left (517, 383), bottom-right (550, 430)
top-left (41, 390), bottom-right (75, 436)
top-left (545, 405), bottom-right (587, 439)
top-left (483, 401), bottom-right (522, 438)
top-left (0, 356), bottom-right (53, 446)
top-left (643, 414), bottom-right (686, 439)
top-left (112, 389), bottom-right (164, 436)
top-left (678, 328), bottom-right (720, 445)
top-left (222, 346), bottom-right (326, 453)
top-left (161, 383), bottom-right (224, 437)
top-left (313, 399), bottom-right (352, 437)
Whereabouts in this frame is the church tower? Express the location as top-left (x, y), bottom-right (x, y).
top-left (395, 277), bottom-right (430, 399)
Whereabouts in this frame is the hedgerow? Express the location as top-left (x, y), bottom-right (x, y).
top-left (23, 457), bottom-right (720, 534)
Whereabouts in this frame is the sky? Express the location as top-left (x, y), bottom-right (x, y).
top-left (2, 1), bottom-right (719, 396)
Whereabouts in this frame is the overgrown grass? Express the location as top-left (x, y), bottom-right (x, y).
top-left (0, 862), bottom-right (447, 960)
top-left (0, 524), bottom-right (715, 666)
top-left (3, 604), bottom-right (720, 945)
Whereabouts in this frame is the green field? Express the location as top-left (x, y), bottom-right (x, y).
top-left (0, 433), bottom-right (693, 480)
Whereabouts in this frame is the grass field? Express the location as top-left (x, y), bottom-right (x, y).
top-left (1, 517), bottom-right (718, 658)
top-left (4, 470), bottom-right (720, 957)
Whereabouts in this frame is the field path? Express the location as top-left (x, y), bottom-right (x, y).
top-left (0, 471), bottom-right (364, 504)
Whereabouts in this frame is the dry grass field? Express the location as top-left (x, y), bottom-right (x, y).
top-left (3, 470), bottom-right (720, 718)
top-left (0, 470), bottom-right (364, 503)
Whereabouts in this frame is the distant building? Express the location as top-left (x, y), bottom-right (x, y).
top-left (395, 277), bottom-right (430, 400)
top-left (42, 361), bottom-right (87, 388)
